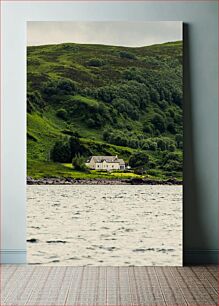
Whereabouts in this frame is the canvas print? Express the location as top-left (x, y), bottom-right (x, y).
top-left (27, 21), bottom-right (183, 266)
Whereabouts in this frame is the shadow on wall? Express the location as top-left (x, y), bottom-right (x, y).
top-left (183, 23), bottom-right (213, 265)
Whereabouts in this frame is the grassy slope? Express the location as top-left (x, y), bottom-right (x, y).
top-left (27, 41), bottom-right (183, 180)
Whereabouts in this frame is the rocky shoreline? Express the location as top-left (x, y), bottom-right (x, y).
top-left (27, 177), bottom-right (182, 185)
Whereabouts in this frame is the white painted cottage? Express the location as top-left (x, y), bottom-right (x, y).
top-left (85, 155), bottom-right (125, 171)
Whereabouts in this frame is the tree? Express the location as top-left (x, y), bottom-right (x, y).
top-left (151, 114), bottom-right (166, 133)
top-left (72, 154), bottom-right (87, 171)
top-left (128, 138), bottom-right (139, 149)
top-left (142, 139), bottom-right (157, 151)
top-left (163, 160), bottom-right (182, 172)
top-left (150, 88), bottom-right (160, 103)
top-left (69, 136), bottom-right (83, 156)
top-left (103, 128), bottom-right (111, 141)
top-left (129, 152), bottom-right (150, 168)
top-left (142, 122), bottom-right (153, 134)
top-left (52, 141), bottom-right (71, 162)
top-left (158, 99), bottom-right (168, 110)
top-left (96, 86), bottom-right (116, 103)
top-left (162, 151), bottom-right (182, 172)
top-left (69, 136), bottom-right (91, 157)
top-left (167, 122), bottom-right (176, 134)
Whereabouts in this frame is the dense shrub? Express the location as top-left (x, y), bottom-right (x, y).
top-left (172, 89), bottom-right (182, 106)
top-left (56, 108), bottom-right (68, 120)
top-left (151, 114), bottom-right (166, 133)
top-left (162, 151), bottom-right (182, 172)
top-left (157, 139), bottom-right (166, 151)
top-left (167, 122), bottom-right (176, 134)
top-left (69, 136), bottom-right (90, 156)
top-left (72, 154), bottom-right (87, 171)
top-left (113, 97), bottom-right (140, 120)
top-left (43, 78), bottom-right (78, 97)
top-left (169, 144), bottom-right (176, 152)
top-left (142, 123), bottom-right (153, 134)
top-left (150, 88), bottom-right (160, 103)
top-left (52, 141), bottom-right (71, 163)
top-left (95, 81), bottom-right (150, 111)
top-left (52, 136), bottom-right (92, 163)
top-left (119, 51), bottom-right (136, 60)
top-left (103, 129), bottom-right (141, 149)
top-left (163, 160), bottom-right (182, 172)
top-left (141, 139), bottom-right (157, 151)
top-left (56, 79), bottom-right (77, 93)
top-left (70, 99), bottom-right (112, 128)
top-left (158, 100), bottom-right (168, 110)
top-left (122, 68), bottom-right (145, 83)
top-left (86, 58), bottom-right (105, 67)
top-left (129, 152), bottom-right (150, 168)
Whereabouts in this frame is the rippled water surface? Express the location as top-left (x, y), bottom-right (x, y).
top-left (27, 185), bottom-right (182, 266)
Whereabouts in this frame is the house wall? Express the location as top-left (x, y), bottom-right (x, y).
top-left (94, 162), bottom-right (120, 171)
top-left (85, 159), bottom-right (96, 169)
top-left (1, 1), bottom-right (218, 264)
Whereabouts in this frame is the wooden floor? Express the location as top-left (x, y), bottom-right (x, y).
top-left (1, 265), bottom-right (218, 305)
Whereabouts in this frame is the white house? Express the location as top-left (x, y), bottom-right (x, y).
top-left (85, 155), bottom-right (125, 171)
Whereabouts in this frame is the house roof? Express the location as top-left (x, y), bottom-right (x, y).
top-left (117, 159), bottom-right (125, 165)
top-left (88, 156), bottom-right (125, 165)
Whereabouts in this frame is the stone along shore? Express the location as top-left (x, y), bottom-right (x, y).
top-left (27, 177), bottom-right (182, 185)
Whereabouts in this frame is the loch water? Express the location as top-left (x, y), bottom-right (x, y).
top-left (27, 185), bottom-right (182, 266)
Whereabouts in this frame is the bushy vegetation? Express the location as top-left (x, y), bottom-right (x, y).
top-left (72, 154), bottom-right (87, 171)
top-left (52, 141), bottom-right (71, 162)
top-left (86, 58), bottom-right (105, 67)
top-left (119, 51), bottom-right (136, 60)
top-left (129, 152), bottom-right (150, 168)
top-left (27, 41), bottom-right (183, 180)
top-left (56, 108), bottom-right (68, 120)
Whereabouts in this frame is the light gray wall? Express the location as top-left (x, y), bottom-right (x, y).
top-left (1, 1), bottom-right (218, 264)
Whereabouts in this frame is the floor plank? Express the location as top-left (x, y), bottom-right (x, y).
top-left (1, 265), bottom-right (218, 305)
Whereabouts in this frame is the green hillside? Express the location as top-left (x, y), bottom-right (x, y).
top-left (27, 41), bottom-right (183, 181)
